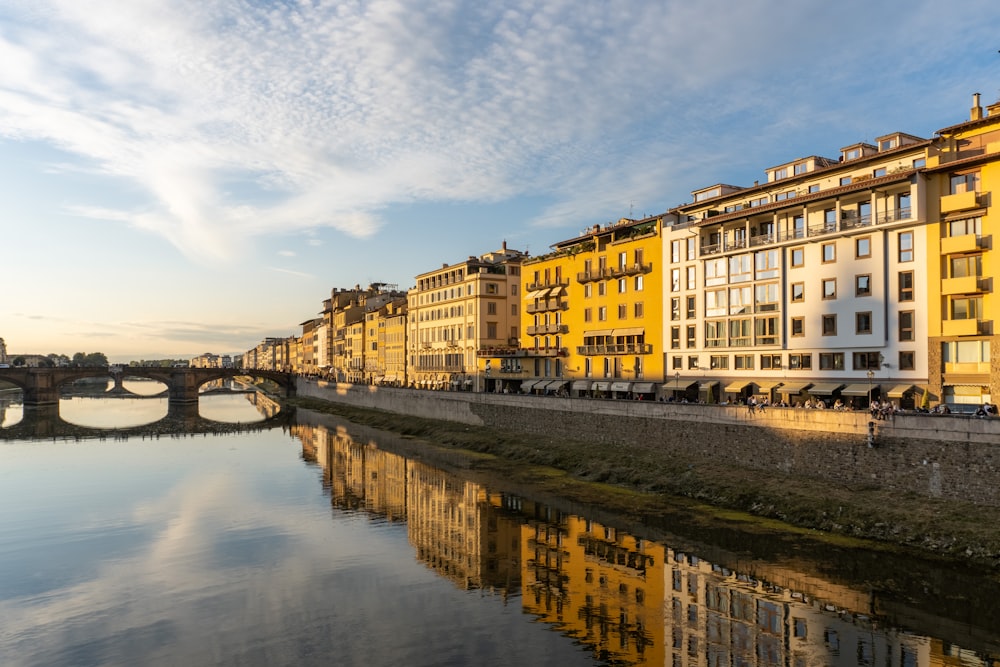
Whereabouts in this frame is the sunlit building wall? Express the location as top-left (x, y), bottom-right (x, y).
top-left (408, 242), bottom-right (526, 391)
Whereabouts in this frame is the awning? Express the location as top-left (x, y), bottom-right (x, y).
top-left (613, 327), bottom-right (645, 337)
top-left (887, 384), bottom-right (916, 398)
top-left (811, 382), bottom-right (845, 394)
top-left (662, 378), bottom-right (696, 390)
top-left (520, 379), bottom-right (542, 391)
top-left (632, 382), bottom-right (656, 393)
top-left (610, 381), bottom-right (632, 392)
top-left (754, 380), bottom-right (783, 391)
top-left (724, 380), bottom-right (751, 393)
top-left (700, 381), bottom-right (718, 391)
top-left (778, 382), bottom-right (812, 394)
top-left (840, 383), bottom-right (876, 396)
top-left (383, 373), bottom-right (397, 382)
top-left (464, 379), bottom-right (473, 385)
top-left (584, 329), bottom-right (614, 338)
top-left (527, 288), bottom-right (551, 300)
top-left (544, 380), bottom-right (568, 391)
top-left (571, 380), bottom-right (592, 391)
top-left (374, 376), bottom-right (385, 383)
top-left (592, 381), bottom-right (611, 391)
top-left (548, 285), bottom-right (566, 297)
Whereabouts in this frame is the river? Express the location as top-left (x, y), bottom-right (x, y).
top-left (1, 381), bottom-right (999, 666)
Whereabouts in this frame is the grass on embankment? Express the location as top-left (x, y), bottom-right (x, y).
top-left (286, 396), bottom-right (1000, 568)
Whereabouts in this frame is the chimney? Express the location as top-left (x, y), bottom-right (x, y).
top-left (502, 239), bottom-right (507, 251)
top-left (971, 92), bottom-right (983, 121)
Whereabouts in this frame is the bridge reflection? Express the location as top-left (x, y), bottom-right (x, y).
top-left (0, 392), bottom-right (291, 441)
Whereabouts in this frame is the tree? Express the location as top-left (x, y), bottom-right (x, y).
top-left (11, 356), bottom-right (25, 367)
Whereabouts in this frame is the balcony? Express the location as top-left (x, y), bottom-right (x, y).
top-left (609, 262), bottom-right (652, 278)
top-left (941, 276), bottom-right (986, 295)
top-left (877, 206), bottom-right (912, 224)
top-left (940, 233), bottom-right (982, 255)
top-left (526, 299), bottom-right (569, 314)
top-left (477, 347), bottom-right (520, 357)
top-left (576, 343), bottom-right (653, 356)
top-left (940, 190), bottom-right (983, 214)
top-left (839, 212), bottom-right (873, 230)
top-left (942, 319), bottom-right (982, 336)
top-left (522, 347), bottom-right (568, 357)
top-left (526, 323), bottom-right (568, 335)
top-left (526, 278), bottom-right (570, 290)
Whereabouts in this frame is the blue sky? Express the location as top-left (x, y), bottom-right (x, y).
top-left (2, 0), bottom-right (999, 362)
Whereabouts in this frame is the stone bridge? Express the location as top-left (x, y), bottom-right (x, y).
top-left (0, 366), bottom-right (295, 406)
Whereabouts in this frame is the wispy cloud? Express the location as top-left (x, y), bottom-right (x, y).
top-left (0, 0), bottom-right (997, 264)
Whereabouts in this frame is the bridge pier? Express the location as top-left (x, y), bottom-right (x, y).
top-left (22, 372), bottom-right (60, 406)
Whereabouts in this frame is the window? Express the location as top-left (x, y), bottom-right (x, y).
top-left (950, 170), bottom-right (980, 194)
top-left (790, 317), bottom-right (804, 336)
top-left (618, 277), bottom-right (627, 293)
top-left (808, 184), bottom-right (820, 193)
top-left (948, 216), bottom-right (981, 237)
top-left (856, 311), bottom-right (872, 334)
top-left (754, 283), bottom-right (779, 312)
top-left (755, 316), bottom-right (778, 345)
top-left (788, 353), bottom-right (812, 370)
top-left (822, 314), bottom-right (837, 336)
top-left (487, 302), bottom-right (497, 315)
top-left (898, 231), bottom-right (913, 262)
top-left (793, 215), bottom-right (805, 239)
top-left (618, 303), bottom-right (628, 319)
top-left (598, 306), bottom-right (607, 321)
top-left (822, 278), bottom-right (837, 299)
top-left (671, 297), bottom-right (680, 321)
top-left (584, 308), bottom-right (592, 322)
top-left (671, 327), bottom-right (680, 349)
top-left (729, 318), bottom-right (751, 346)
top-left (823, 208), bottom-right (837, 230)
top-left (899, 350), bottom-right (915, 371)
top-left (487, 322), bottom-right (497, 338)
top-left (899, 271), bottom-right (913, 301)
top-left (755, 249), bottom-right (778, 279)
top-left (705, 258), bottom-right (727, 286)
top-left (840, 176), bottom-right (852, 186)
top-left (819, 352), bottom-right (844, 370)
top-left (735, 354), bottom-right (754, 370)
top-left (729, 286), bottom-right (752, 314)
top-left (705, 321), bottom-right (725, 348)
top-left (855, 274), bottom-right (871, 297)
top-left (853, 351), bottom-right (882, 370)
top-left (686, 266), bottom-right (697, 290)
top-left (671, 268), bottom-right (680, 292)
top-left (511, 304), bottom-right (518, 315)
top-left (873, 167), bottom-right (887, 177)
top-left (511, 284), bottom-right (518, 296)
top-left (775, 189), bottom-right (796, 201)
top-left (672, 356), bottom-right (683, 370)
top-left (705, 289), bottom-right (726, 317)
top-left (912, 157), bottom-right (926, 168)
top-left (898, 310), bottom-right (914, 341)
top-left (879, 139), bottom-right (896, 151)
top-left (686, 238), bottom-right (696, 260)
top-left (584, 283), bottom-right (592, 298)
top-left (951, 296), bottom-right (983, 320)
top-left (634, 275), bottom-right (644, 291)
top-left (791, 247), bottom-right (804, 267)
top-left (634, 302), bottom-right (644, 318)
top-left (688, 356), bottom-right (699, 370)
top-left (686, 295), bottom-right (696, 319)
top-left (728, 254), bottom-right (752, 282)
top-left (598, 282), bottom-right (606, 296)
top-left (760, 354), bottom-right (782, 370)
top-left (773, 166), bottom-right (789, 180)
top-left (855, 236), bottom-right (871, 258)
top-left (618, 251), bottom-right (627, 269)
top-left (951, 254), bottom-right (982, 278)
top-left (794, 162), bottom-right (808, 175)
top-left (791, 282), bottom-right (804, 302)
top-left (822, 243), bottom-right (836, 263)
top-left (671, 240), bottom-right (681, 263)
top-left (710, 355), bottom-right (729, 370)
top-left (686, 325), bottom-right (696, 348)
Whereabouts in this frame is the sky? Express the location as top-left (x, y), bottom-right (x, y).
top-left (1, 0), bottom-right (999, 362)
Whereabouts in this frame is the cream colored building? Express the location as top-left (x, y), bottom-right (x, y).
top-left (407, 243), bottom-right (526, 390)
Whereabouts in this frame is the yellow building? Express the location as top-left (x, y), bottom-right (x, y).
top-left (923, 93), bottom-right (1000, 407)
top-left (408, 243), bottom-right (526, 391)
top-left (380, 298), bottom-right (408, 387)
top-left (495, 216), bottom-right (664, 397)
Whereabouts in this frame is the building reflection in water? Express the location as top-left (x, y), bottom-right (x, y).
top-left (293, 422), bottom-right (998, 667)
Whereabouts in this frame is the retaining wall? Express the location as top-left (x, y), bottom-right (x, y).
top-left (296, 379), bottom-right (1000, 507)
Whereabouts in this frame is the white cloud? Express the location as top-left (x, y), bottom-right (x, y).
top-left (0, 0), bottom-right (998, 265)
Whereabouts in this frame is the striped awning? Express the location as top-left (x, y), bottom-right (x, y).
top-left (526, 288), bottom-right (551, 300)
top-left (778, 382), bottom-right (812, 394)
top-left (809, 382), bottom-right (844, 394)
top-left (724, 380), bottom-right (751, 393)
top-left (592, 381), bottom-right (610, 391)
top-left (520, 379), bottom-right (542, 391)
top-left (754, 380), bottom-right (783, 391)
top-left (699, 381), bottom-right (719, 391)
top-left (632, 382), bottom-right (657, 393)
top-left (610, 381), bottom-right (632, 392)
top-left (544, 380), bottom-right (568, 391)
top-left (571, 380), bottom-right (592, 391)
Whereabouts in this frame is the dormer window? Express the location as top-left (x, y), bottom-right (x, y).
top-left (879, 138), bottom-right (896, 151)
top-left (844, 148), bottom-right (861, 160)
top-left (773, 167), bottom-right (789, 180)
top-left (794, 162), bottom-right (809, 175)
top-left (694, 187), bottom-right (722, 202)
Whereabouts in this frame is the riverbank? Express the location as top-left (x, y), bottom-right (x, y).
top-left (286, 393), bottom-right (1000, 569)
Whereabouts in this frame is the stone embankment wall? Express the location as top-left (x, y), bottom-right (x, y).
top-left (296, 379), bottom-right (1000, 507)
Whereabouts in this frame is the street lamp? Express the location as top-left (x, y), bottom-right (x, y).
top-left (867, 369), bottom-right (875, 407)
top-left (674, 371), bottom-right (680, 400)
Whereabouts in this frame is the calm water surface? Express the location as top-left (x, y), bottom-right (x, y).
top-left (1, 389), bottom-right (999, 666)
